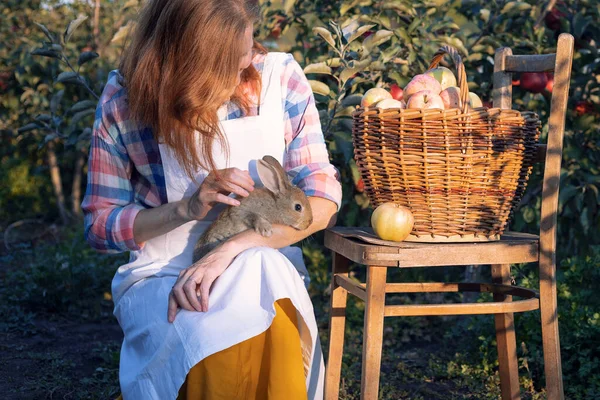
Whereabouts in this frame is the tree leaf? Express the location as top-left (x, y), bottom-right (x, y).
top-left (69, 100), bottom-right (97, 114)
top-left (308, 80), bottom-right (331, 96)
top-left (55, 71), bottom-right (81, 85)
top-left (64, 15), bottom-right (88, 44)
top-left (18, 123), bottom-right (43, 134)
top-left (77, 51), bottom-right (99, 66)
top-left (31, 48), bottom-right (61, 59)
top-left (500, 1), bottom-right (531, 16)
top-left (70, 109), bottom-right (95, 127)
top-left (111, 22), bottom-right (134, 44)
top-left (34, 22), bottom-right (54, 43)
top-left (362, 29), bottom-right (394, 52)
top-left (341, 94), bottom-right (363, 107)
top-left (51, 90), bottom-right (64, 114)
top-left (313, 27), bottom-right (336, 49)
top-left (283, 0), bottom-right (296, 15)
top-left (123, 0), bottom-right (138, 9)
top-left (35, 114), bottom-right (52, 122)
top-left (346, 24), bottom-right (376, 45)
top-left (303, 62), bottom-right (332, 75)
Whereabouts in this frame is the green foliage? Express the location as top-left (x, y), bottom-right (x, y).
top-left (0, 227), bottom-right (127, 326)
top-left (1, 0), bottom-right (599, 398)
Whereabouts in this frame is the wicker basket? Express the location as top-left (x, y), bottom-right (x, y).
top-left (353, 46), bottom-right (541, 242)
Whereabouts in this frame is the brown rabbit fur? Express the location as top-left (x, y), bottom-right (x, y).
top-left (192, 156), bottom-right (313, 262)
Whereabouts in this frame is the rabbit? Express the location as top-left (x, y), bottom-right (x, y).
top-left (192, 155), bottom-right (313, 262)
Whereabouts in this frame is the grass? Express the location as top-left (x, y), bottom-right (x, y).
top-left (3, 225), bottom-right (598, 399)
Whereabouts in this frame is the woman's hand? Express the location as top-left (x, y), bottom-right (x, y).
top-left (168, 244), bottom-right (236, 322)
top-left (185, 168), bottom-right (254, 221)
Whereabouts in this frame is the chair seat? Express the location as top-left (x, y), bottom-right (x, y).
top-left (324, 227), bottom-right (539, 267)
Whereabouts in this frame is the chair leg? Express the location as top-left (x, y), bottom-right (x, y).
top-left (325, 253), bottom-right (350, 400)
top-left (492, 264), bottom-right (521, 400)
top-left (361, 266), bottom-right (387, 400)
top-left (539, 259), bottom-right (564, 400)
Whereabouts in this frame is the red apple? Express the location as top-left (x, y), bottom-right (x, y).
top-left (520, 72), bottom-right (549, 94)
top-left (356, 178), bottom-right (365, 193)
top-left (545, 72), bottom-right (554, 93)
top-left (390, 84), bottom-right (404, 101)
top-left (440, 86), bottom-right (461, 109)
top-left (406, 90), bottom-right (445, 110)
top-left (371, 203), bottom-right (414, 242)
top-left (404, 74), bottom-right (442, 101)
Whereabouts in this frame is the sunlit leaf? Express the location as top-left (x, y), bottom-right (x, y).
top-left (303, 62), bottom-right (332, 75)
top-left (64, 15), bottom-right (88, 44)
top-left (308, 80), bottom-right (331, 96)
top-left (362, 29), bottom-right (394, 53)
top-left (346, 24), bottom-right (376, 45)
top-left (283, 0), bottom-right (296, 15)
top-left (313, 27), bottom-right (336, 49)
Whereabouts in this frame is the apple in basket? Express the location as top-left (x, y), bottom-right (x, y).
top-left (468, 92), bottom-right (483, 108)
top-left (440, 87), bottom-right (484, 109)
top-left (361, 88), bottom-right (392, 108)
top-left (371, 203), bottom-right (415, 242)
top-left (440, 86), bottom-right (461, 109)
top-left (376, 98), bottom-right (406, 109)
top-left (406, 90), bottom-right (445, 110)
top-left (403, 74), bottom-right (442, 101)
top-left (425, 66), bottom-right (457, 91)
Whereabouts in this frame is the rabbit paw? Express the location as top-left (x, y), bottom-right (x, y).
top-left (252, 216), bottom-right (273, 237)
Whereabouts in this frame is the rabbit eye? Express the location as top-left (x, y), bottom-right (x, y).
top-left (295, 204), bottom-right (302, 212)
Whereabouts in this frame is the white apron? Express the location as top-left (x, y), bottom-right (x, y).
top-left (113, 53), bottom-right (325, 399)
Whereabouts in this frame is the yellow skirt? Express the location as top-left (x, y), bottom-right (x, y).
top-left (115, 299), bottom-right (307, 400)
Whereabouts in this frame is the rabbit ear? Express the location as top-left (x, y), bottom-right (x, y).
top-left (256, 156), bottom-right (289, 194)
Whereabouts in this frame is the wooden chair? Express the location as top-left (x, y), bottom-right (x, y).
top-left (324, 33), bottom-right (574, 400)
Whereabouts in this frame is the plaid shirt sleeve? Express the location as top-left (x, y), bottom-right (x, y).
top-left (281, 54), bottom-right (343, 211)
top-left (81, 75), bottom-right (146, 254)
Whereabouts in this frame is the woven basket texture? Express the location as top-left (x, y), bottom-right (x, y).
top-left (352, 46), bottom-right (541, 241)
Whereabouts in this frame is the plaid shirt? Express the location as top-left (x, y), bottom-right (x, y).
top-left (82, 53), bottom-right (342, 253)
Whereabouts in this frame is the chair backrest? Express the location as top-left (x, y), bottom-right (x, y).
top-left (492, 33), bottom-right (574, 265)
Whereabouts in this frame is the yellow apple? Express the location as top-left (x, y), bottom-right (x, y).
top-left (371, 203), bottom-right (415, 242)
top-left (361, 88), bottom-right (392, 108)
top-left (468, 92), bottom-right (483, 108)
top-left (425, 67), bottom-right (457, 91)
top-left (376, 98), bottom-right (406, 109)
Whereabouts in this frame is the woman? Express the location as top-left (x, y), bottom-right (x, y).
top-left (82, 0), bottom-right (342, 399)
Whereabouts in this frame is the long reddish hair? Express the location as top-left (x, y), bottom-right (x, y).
top-left (120, 0), bottom-right (265, 177)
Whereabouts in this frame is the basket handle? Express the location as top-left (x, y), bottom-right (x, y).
top-left (428, 45), bottom-right (469, 114)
